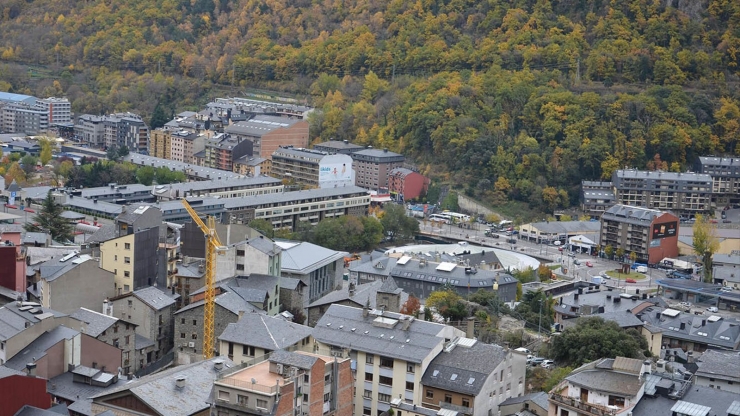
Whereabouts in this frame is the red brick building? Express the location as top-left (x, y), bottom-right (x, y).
top-left (600, 204), bottom-right (679, 264)
top-left (0, 231), bottom-right (27, 293)
top-left (0, 370), bottom-right (52, 416)
top-left (388, 167), bottom-right (430, 201)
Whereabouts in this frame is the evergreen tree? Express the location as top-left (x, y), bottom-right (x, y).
top-left (149, 101), bottom-right (169, 129)
top-left (24, 191), bottom-right (74, 243)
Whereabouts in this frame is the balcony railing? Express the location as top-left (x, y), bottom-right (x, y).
top-left (215, 378), bottom-right (279, 395)
top-left (549, 393), bottom-right (617, 416)
top-left (439, 401), bottom-right (473, 415)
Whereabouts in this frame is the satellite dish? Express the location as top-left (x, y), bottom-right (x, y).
top-left (251, 378), bottom-right (256, 384)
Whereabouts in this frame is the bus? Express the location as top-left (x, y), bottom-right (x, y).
top-left (428, 213), bottom-right (452, 224)
top-left (446, 212), bottom-right (471, 223)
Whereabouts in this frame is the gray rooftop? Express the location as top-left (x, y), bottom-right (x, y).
top-left (13, 406), bottom-right (65, 416)
top-left (698, 156), bottom-right (740, 167)
top-left (280, 277), bottom-right (304, 290)
top-left (349, 256), bottom-right (398, 278)
top-left (218, 313), bottom-right (312, 350)
top-left (554, 290), bottom-right (664, 318)
top-left (421, 339), bottom-right (507, 395)
top-left (277, 241), bottom-right (347, 275)
top-left (389, 258), bottom-right (518, 290)
top-left (313, 140), bottom-right (363, 151)
top-left (5, 326), bottom-right (80, 371)
top-left (220, 185), bottom-right (370, 210)
top-left (175, 290), bottom-right (261, 316)
top-left (90, 357), bottom-right (234, 416)
top-left (308, 279), bottom-right (408, 310)
top-left (272, 146), bottom-right (327, 161)
top-left (34, 253), bottom-right (94, 282)
top-left (313, 304), bottom-right (455, 363)
top-left (135, 333), bottom-right (155, 350)
top-left (245, 236), bottom-right (281, 256)
top-left (268, 350), bottom-right (320, 370)
top-left (225, 115), bottom-right (302, 137)
top-left (714, 253), bottom-right (740, 266)
top-left (85, 225), bottom-right (116, 244)
top-left (69, 308), bottom-right (118, 337)
top-left (526, 221), bottom-right (601, 235)
top-left (48, 371), bottom-right (128, 405)
top-left (632, 383), bottom-right (740, 416)
top-left (499, 391), bottom-right (549, 409)
top-left (152, 175), bottom-right (281, 198)
top-left (233, 155), bottom-right (268, 166)
top-left (602, 204), bottom-right (667, 226)
top-left (565, 367), bottom-right (643, 396)
top-left (636, 304), bottom-right (740, 349)
top-left (133, 286), bottom-right (177, 310)
top-left (614, 169), bottom-right (712, 183)
top-left (695, 349), bottom-right (740, 381)
top-left (351, 148), bottom-right (405, 160)
top-left (123, 153), bottom-right (243, 180)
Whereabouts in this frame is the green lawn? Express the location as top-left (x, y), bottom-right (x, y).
top-left (604, 270), bottom-right (647, 280)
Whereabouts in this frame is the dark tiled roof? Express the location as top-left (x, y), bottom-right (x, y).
top-left (133, 286), bottom-right (177, 310)
top-left (421, 340), bottom-right (507, 395)
top-left (69, 308), bottom-right (117, 337)
top-left (269, 350), bottom-right (319, 370)
top-left (566, 369), bottom-right (643, 396)
top-left (218, 313), bottom-right (312, 350)
top-left (695, 349), bottom-right (740, 381)
top-left (5, 326), bottom-right (79, 371)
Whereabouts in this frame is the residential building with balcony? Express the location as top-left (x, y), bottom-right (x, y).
top-left (1, 102), bottom-right (48, 135)
top-left (612, 169), bottom-right (712, 216)
top-left (170, 129), bottom-right (205, 163)
top-left (212, 350), bottom-right (353, 416)
top-left (103, 112), bottom-right (149, 153)
top-left (38, 97), bottom-right (72, 124)
top-left (312, 304), bottom-right (465, 416)
top-left (124, 153), bottom-right (245, 181)
top-left (696, 156), bottom-right (740, 207)
top-left (600, 204), bottom-right (679, 264)
top-left (420, 338), bottom-right (527, 416)
top-left (206, 97), bottom-right (313, 120)
top-left (218, 312), bottom-right (313, 363)
top-left (351, 148), bottom-right (405, 192)
top-left (150, 176), bottom-right (283, 201)
top-left (271, 146), bottom-right (355, 189)
top-left (149, 128), bottom-right (172, 159)
top-left (204, 133), bottom-right (254, 171)
top-left (548, 357), bottom-right (650, 416)
top-left (75, 114), bottom-right (106, 146)
top-left (224, 115), bottom-right (310, 158)
top-left (233, 155), bottom-right (272, 176)
top-left (581, 181), bottom-right (616, 218)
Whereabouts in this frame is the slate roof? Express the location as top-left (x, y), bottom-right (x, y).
top-left (268, 350), bottom-right (320, 370)
top-left (34, 253), bottom-right (93, 282)
top-left (85, 225), bottom-right (117, 244)
top-left (0, 365), bottom-right (25, 379)
top-left (175, 290), bottom-right (261, 316)
top-left (563, 311), bottom-right (645, 329)
top-left (389, 258), bottom-right (518, 290)
top-left (695, 349), bottom-right (740, 381)
top-left (500, 391), bottom-right (549, 409)
top-left (307, 279), bottom-right (409, 310)
top-left (13, 405), bottom-right (64, 416)
top-left (555, 290), bottom-right (664, 318)
top-left (23, 232), bottom-right (48, 245)
top-left (601, 204), bottom-right (666, 227)
top-left (69, 308), bottom-right (118, 337)
top-left (189, 274), bottom-right (278, 301)
top-left (135, 333), bottom-right (155, 350)
top-left (133, 286), bottom-right (177, 310)
top-left (632, 383), bottom-right (740, 416)
top-left (276, 240), bottom-right (347, 275)
top-left (280, 277), bottom-right (304, 290)
top-left (5, 326), bottom-right (79, 371)
top-left (0, 307), bottom-right (29, 340)
top-left (526, 221), bottom-right (601, 235)
top-left (312, 304), bottom-right (454, 363)
top-left (90, 357), bottom-right (234, 416)
top-left (565, 369), bottom-right (643, 396)
top-left (218, 312), bottom-right (312, 350)
top-left (636, 305), bottom-right (740, 349)
top-left (47, 371), bottom-right (127, 405)
top-left (349, 256), bottom-right (397, 278)
top-left (245, 236), bottom-right (281, 256)
top-left (421, 339), bottom-right (506, 395)
top-left (714, 254), bottom-right (740, 266)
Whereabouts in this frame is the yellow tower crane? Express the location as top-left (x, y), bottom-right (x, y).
top-left (181, 199), bottom-right (227, 359)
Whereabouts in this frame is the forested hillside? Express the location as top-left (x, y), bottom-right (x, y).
top-left (1, 0), bottom-right (739, 214)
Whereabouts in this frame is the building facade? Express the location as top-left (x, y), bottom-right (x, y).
top-left (170, 130), bottom-right (205, 163)
top-left (204, 133), bottom-right (254, 171)
top-left (351, 148), bottom-right (405, 191)
top-left (388, 168), bottom-right (429, 201)
top-left (149, 128), bottom-right (172, 159)
top-left (224, 115), bottom-right (310, 158)
top-left (75, 115), bottom-right (106, 146)
top-left (38, 97), bottom-right (72, 124)
top-left (612, 169), bottom-right (713, 216)
top-left (580, 180), bottom-right (616, 218)
top-left (600, 204), bottom-right (679, 264)
top-left (233, 155), bottom-right (272, 176)
top-left (696, 156), bottom-right (740, 208)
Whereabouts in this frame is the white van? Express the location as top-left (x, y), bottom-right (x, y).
top-left (636, 266), bottom-right (647, 273)
top-left (514, 347), bottom-right (531, 354)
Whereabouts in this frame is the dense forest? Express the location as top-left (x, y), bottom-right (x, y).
top-left (1, 0), bottom-right (739, 215)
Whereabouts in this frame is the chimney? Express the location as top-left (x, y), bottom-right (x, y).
top-left (213, 359), bottom-right (224, 371)
top-left (701, 319), bottom-right (706, 326)
top-left (175, 376), bottom-right (187, 388)
top-left (641, 360), bottom-right (652, 377)
top-left (26, 363), bottom-right (36, 377)
top-left (466, 317), bottom-right (475, 338)
top-left (238, 311), bottom-right (245, 321)
top-left (578, 288), bottom-right (583, 295)
top-left (362, 305), bottom-right (369, 318)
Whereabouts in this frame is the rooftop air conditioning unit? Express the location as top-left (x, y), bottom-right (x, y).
top-left (277, 363), bottom-right (284, 375)
top-left (188, 342), bottom-right (195, 348)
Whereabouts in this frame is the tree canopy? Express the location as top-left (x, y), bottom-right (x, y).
top-left (24, 191), bottom-right (73, 243)
top-left (550, 317), bottom-right (649, 366)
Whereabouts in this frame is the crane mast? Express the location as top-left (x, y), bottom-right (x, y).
top-left (181, 199), bottom-right (225, 359)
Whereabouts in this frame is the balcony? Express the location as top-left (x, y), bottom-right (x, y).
top-left (550, 393), bottom-right (617, 416)
top-left (439, 401), bottom-right (473, 415)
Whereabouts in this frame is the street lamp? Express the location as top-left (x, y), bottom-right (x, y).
top-left (538, 299), bottom-right (543, 337)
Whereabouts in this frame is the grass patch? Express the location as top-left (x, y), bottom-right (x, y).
top-left (548, 265), bottom-right (561, 270)
top-left (605, 270), bottom-right (647, 280)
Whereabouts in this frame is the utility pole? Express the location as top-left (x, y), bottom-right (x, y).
top-left (538, 299), bottom-right (543, 337)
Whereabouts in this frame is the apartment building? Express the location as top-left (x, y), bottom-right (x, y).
top-left (149, 128), bottom-right (172, 159)
top-left (696, 156), bottom-right (740, 207)
top-left (351, 148), bottom-right (405, 191)
top-left (170, 129), bottom-right (205, 163)
top-left (694, 350), bottom-right (740, 393)
top-left (103, 112), bottom-right (149, 153)
top-left (277, 241), bottom-right (347, 305)
top-left (272, 146), bottom-right (355, 189)
top-left (580, 180), bottom-right (616, 218)
top-left (224, 114), bottom-right (310, 158)
top-left (612, 169), bottom-right (713, 216)
top-left (549, 357), bottom-right (649, 416)
top-left (69, 308), bottom-right (141, 375)
top-left (1, 102), bottom-right (48, 135)
top-left (218, 313), bottom-right (313, 363)
top-left (206, 97), bottom-right (313, 119)
top-left (388, 167), bottom-right (430, 201)
top-left (38, 97), bottom-right (72, 124)
top-left (124, 153), bottom-right (245, 181)
top-left (312, 304), bottom-right (465, 416)
top-left (212, 350), bottom-right (353, 416)
top-left (204, 133), bottom-right (254, 171)
top-left (75, 114), bottom-right (106, 146)
top-left (233, 155), bottom-right (272, 176)
top-left (600, 204), bottom-right (679, 264)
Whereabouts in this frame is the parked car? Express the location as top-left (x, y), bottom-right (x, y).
top-left (600, 272), bottom-right (611, 280)
top-left (706, 306), bottom-right (719, 313)
top-left (680, 301), bottom-right (692, 307)
top-left (585, 261), bottom-right (593, 267)
top-left (514, 347), bottom-right (532, 355)
top-left (541, 360), bottom-right (555, 369)
top-left (625, 278), bottom-right (637, 283)
top-left (573, 259), bottom-right (581, 265)
top-left (720, 287), bottom-right (733, 292)
top-left (530, 357), bottom-right (545, 366)
top-left (553, 241), bottom-right (562, 246)
top-left (567, 252), bottom-right (576, 257)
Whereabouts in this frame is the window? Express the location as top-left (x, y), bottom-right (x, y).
top-left (363, 389), bottom-right (372, 399)
top-left (181, 318), bottom-right (185, 324)
top-left (124, 257), bottom-right (131, 264)
top-left (444, 394), bottom-right (452, 403)
top-left (462, 398), bottom-right (470, 408)
top-left (608, 396), bottom-right (625, 407)
top-left (124, 271), bottom-right (130, 278)
top-left (193, 320), bottom-right (197, 325)
top-left (124, 285), bottom-right (130, 292)
top-left (236, 264), bottom-right (244, 271)
top-left (124, 243), bottom-right (131, 250)
top-left (406, 381), bottom-right (414, 391)
top-left (218, 390), bottom-right (229, 401)
top-left (426, 389), bottom-right (434, 399)
top-left (180, 333), bottom-right (185, 338)
top-left (364, 372), bottom-right (373, 382)
top-left (243, 345), bottom-right (255, 356)
top-left (379, 375), bottom-right (392, 386)
top-left (406, 362), bottom-right (415, 373)
top-left (256, 399), bottom-right (268, 409)
top-left (365, 355), bottom-right (374, 364)
top-left (124, 335), bottom-right (130, 345)
top-left (378, 393), bottom-right (391, 403)
top-left (363, 408), bottom-right (372, 416)
top-left (127, 300), bottom-right (133, 307)
top-left (191, 333), bottom-right (197, 339)
top-left (113, 325), bottom-right (118, 333)
top-left (304, 374), bottom-right (309, 383)
top-left (379, 356), bottom-right (393, 368)
top-left (237, 395), bottom-right (248, 406)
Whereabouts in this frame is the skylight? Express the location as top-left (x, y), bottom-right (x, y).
top-left (450, 374), bottom-right (458, 381)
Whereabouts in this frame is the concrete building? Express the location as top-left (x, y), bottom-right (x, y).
top-left (580, 180), bottom-right (616, 218)
top-left (313, 139), bottom-right (364, 155)
top-left (312, 304), bottom-right (465, 416)
top-left (694, 349), bottom-right (740, 393)
top-left (204, 132), bottom-right (254, 171)
top-left (499, 392), bottom-right (549, 416)
top-left (103, 112), bottom-right (149, 153)
top-left (189, 274), bottom-right (281, 317)
top-left (600, 204), bottom-right (680, 264)
top-left (206, 97), bottom-right (312, 120)
top-left (696, 156), bottom-right (740, 207)
top-left (212, 350), bottom-right (353, 416)
top-left (90, 357), bottom-right (234, 416)
top-left (307, 278), bottom-right (408, 327)
top-left (75, 115), bottom-right (106, 146)
top-left (218, 312), bottom-right (313, 362)
top-left (69, 307), bottom-right (142, 375)
top-left (0, 301), bottom-right (78, 365)
top-left (351, 148), bottom-right (405, 191)
top-left (280, 277), bottom-right (307, 316)
top-left (224, 115), bottom-right (310, 158)
top-left (38, 97), bottom-right (72, 124)
top-left (420, 339), bottom-right (526, 416)
top-left (277, 240), bottom-right (347, 305)
top-left (108, 286), bottom-right (178, 363)
top-left (387, 256), bottom-right (519, 302)
top-left (612, 169), bottom-right (713, 216)
top-left (553, 288), bottom-right (663, 325)
top-left (1, 102), bottom-right (48, 135)
top-left (149, 128), bottom-right (172, 159)
top-left (30, 253), bottom-right (116, 315)
top-left (271, 146), bottom-right (355, 189)
top-left (519, 221), bottom-right (601, 245)
top-left (170, 129), bottom-right (206, 163)
top-left (388, 168), bottom-right (429, 202)
top-left (548, 357), bottom-right (649, 416)
top-left (635, 303), bottom-right (740, 351)
top-left (233, 154), bottom-right (271, 176)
